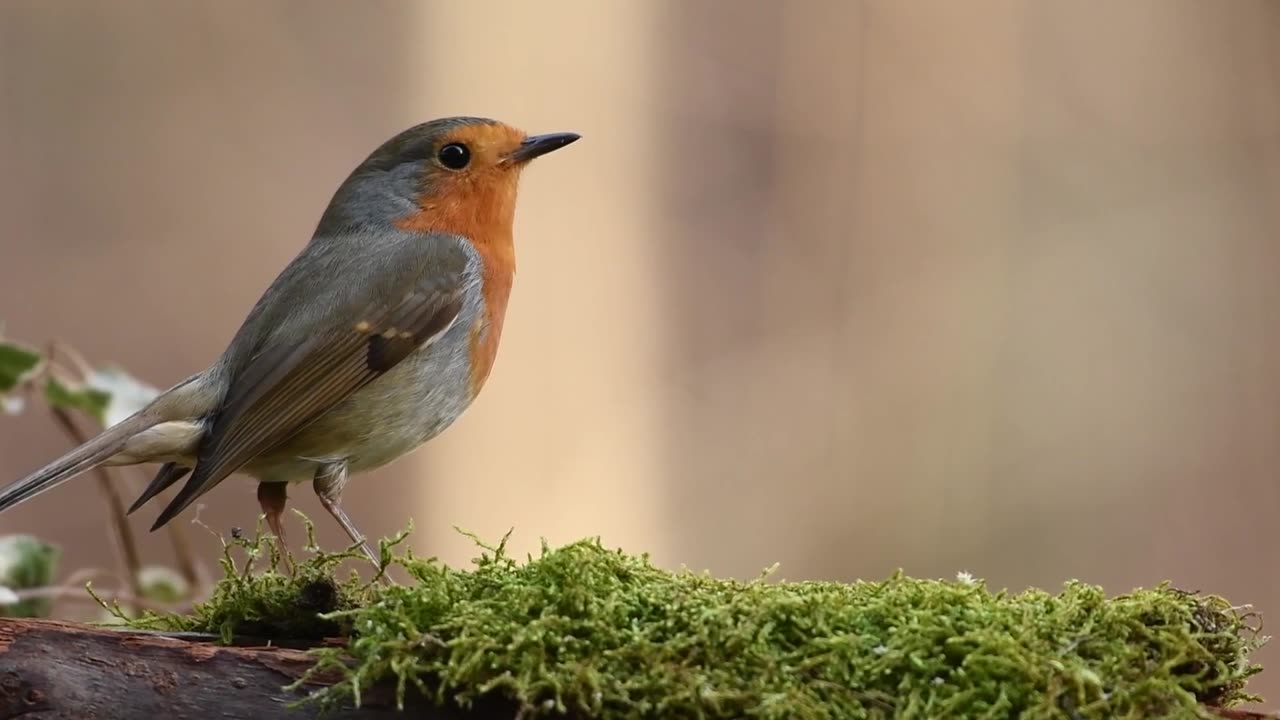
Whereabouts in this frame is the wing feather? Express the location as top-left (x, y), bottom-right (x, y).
top-left (148, 236), bottom-right (469, 530)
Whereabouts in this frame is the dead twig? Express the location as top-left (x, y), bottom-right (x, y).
top-left (51, 338), bottom-right (210, 597)
top-left (38, 340), bottom-right (143, 609)
top-left (158, 495), bottom-right (206, 589)
top-left (13, 585), bottom-right (179, 615)
top-left (47, 406), bottom-right (145, 606)
top-left (11, 338), bottom-right (214, 608)
top-left (45, 567), bottom-right (113, 616)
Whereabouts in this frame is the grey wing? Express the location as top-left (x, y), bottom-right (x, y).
top-left (147, 233), bottom-right (471, 530)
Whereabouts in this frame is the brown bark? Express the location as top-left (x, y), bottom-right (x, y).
top-left (0, 618), bottom-right (521, 720)
top-left (0, 618), bottom-right (1270, 719)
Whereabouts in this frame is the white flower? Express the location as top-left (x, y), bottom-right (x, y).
top-left (86, 367), bottom-right (161, 428)
top-left (0, 394), bottom-right (23, 416)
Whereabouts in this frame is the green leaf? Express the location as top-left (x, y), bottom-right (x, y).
top-left (0, 340), bottom-right (42, 394)
top-left (44, 375), bottom-right (111, 425)
top-left (0, 534), bottom-right (60, 618)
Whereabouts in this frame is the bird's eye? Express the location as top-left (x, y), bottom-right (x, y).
top-left (437, 143), bottom-right (471, 170)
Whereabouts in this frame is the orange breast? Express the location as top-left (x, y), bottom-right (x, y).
top-left (393, 170), bottom-right (520, 399)
top-left (466, 241), bottom-right (514, 396)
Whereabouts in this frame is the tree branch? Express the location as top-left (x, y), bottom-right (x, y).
top-left (0, 618), bottom-right (527, 720)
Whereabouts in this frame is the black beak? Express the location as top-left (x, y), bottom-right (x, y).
top-left (507, 132), bottom-right (581, 164)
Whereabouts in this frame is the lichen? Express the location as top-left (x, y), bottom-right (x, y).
top-left (119, 519), bottom-right (1266, 719)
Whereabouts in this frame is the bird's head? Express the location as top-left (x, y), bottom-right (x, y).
top-left (317, 116), bottom-right (580, 240)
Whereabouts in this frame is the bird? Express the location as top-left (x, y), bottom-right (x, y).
top-left (0, 116), bottom-right (580, 567)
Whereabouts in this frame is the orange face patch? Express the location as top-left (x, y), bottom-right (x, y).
top-left (436, 121), bottom-right (528, 170)
top-left (414, 122), bottom-right (528, 240)
top-left (393, 121), bottom-right (528, 254)
top-left (393, 121), bottom-right (527, 397)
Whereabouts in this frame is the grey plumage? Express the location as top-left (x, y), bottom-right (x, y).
top-left (0, 116), bottom-right (579, 563)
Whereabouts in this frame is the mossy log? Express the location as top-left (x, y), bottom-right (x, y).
top-left (0, 618), bottom-right (1268, 720)
top-left (3, 530), bottom-right (1269, 719)
top-left (0, 618), bottom-right (521, 719)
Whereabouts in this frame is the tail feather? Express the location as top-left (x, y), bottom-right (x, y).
top-left (127, 462), bottom-right (191, 515)
top-left (0, 413), bottom-right (157, 513)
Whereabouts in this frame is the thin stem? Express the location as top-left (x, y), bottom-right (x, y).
top-left (46, 339), bottom-right (209, 597)
top-left (49, 337), bottom-right (95, 378)
top-left (136, 470), bottom-right (214, 593)
top-left (123, 465), bottom-right (207, 591)
top-left (38, 340), bottom-right (152, 609)
top-left (45, 567), bottom-right (114, 616)
top-left (13, 585), bottom-right (176, 615)
top-left (11, 338), bottom-right (214, 614)
top-left (162, 512), bottom-right (206, 589)
top-left (48, 407), bottom-right (144, 606)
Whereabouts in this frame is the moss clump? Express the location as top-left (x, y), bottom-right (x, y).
top-left (117, 516), bottom-right (370, 642)
top-left (123, 524), bottom-right (1266, 719)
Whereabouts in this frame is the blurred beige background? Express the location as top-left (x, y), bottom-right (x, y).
top-left (2, 0), bottom-right (1279, 703)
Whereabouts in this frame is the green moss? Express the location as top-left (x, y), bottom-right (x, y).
top-left (119, 521), bottom-right (1266, 719)
top-left (113, 516), bottom-right (372, 641)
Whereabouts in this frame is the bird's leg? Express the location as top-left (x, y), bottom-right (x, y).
top-left (256, 481), bottom-right (295, 573)
top-left (313, 461), bottom-right (381, 571)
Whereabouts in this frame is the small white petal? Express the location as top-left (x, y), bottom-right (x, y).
top-left (86, 367), bottom-right (161, 428)
top-left (0, 395), bottom-right (24, 415)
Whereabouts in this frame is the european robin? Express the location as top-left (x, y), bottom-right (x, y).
top-left (0, 116), bottom-right (580, 566)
